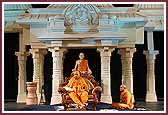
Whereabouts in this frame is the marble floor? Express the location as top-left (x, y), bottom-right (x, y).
top-left (3, 101), bottom-right (164, 112)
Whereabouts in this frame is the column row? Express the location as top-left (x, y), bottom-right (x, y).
top-left (15, 47), bottom-right (158, 104)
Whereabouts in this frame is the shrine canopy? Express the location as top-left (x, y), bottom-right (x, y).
top-left (16, 4), bottom-right (148, 46)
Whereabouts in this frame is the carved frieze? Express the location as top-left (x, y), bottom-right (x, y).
top-left (64, 4), bottom-right (99, 33)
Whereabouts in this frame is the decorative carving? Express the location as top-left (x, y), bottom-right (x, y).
top-left (47, 16), bottom-right (64, 32)
top-left (19, 61), bottom-right (25, 80)
top-left (64, 4), bottom-right (99, 33)
top-left (15, 52), bottom-right (29, 103)
top-left (49, 48), bottom-right (66, 105)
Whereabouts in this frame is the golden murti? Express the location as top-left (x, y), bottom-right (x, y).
top-left (67, 72), bottom-right (89, 107)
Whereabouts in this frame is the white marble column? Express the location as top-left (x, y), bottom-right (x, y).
top-left (147, 29), bottom-right (154, 51)
top-left (143, 50), bottom-right (158, 102)
top-left (61, 49), bottom-right (68, 83)
top-left (119, 48), bottom-right (136, 94)
top-left (97, 47), bottom-right (114, 104)
top-left (30, 48), bottom-right (47, 104)
top-left (49, 47), bottom-right (66, 105)
top-left (15, 52), bottom-right (29, 103)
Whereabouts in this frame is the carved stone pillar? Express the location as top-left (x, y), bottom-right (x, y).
top-left (15, 52), bottom-right (29, 103)
top-left (49, 47), bottom-right (66, 105)
top-left (97, 47), bottom-right (114, 104)
top-left (60, 48), bottom-right (67, 83)
top-left (30, 48), bottom-right (47, 104)
top-left (143, 50), bottom-right (158, 102)
top-left (119, 48), bottom-right (136, 94)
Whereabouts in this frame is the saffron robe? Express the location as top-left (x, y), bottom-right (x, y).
top-left (112, 89), bottom-right (134, 109)
top-left (67, 76), bottom-right (89, 105)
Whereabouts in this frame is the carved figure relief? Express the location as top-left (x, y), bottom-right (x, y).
top-left (64, 4), bottom-right (99, 32)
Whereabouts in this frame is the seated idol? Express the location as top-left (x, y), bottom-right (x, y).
top-left (72, 52), bottom-right (92, 74)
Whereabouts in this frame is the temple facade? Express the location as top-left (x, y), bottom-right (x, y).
top-left (4, 3), bottom-right (164, 105)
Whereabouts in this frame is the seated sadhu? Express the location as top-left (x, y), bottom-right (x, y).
top-left (72, 52), bottom-right (92, 74)
top-left (112, 84), bottom-right (134, 110)
top-left (64, 71), bottom-right (89, 109)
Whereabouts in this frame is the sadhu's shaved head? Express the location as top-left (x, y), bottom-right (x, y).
top-left (120, 84), bottom-right (126, 89)
top-left (73, 71), bottom-right (80, 76)
top-left (79, 52), bottom-right (85, 59)
top-left (120, 84), bottom-right (127, 92)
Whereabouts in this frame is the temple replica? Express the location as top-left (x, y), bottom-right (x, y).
top-left (4, 4), bottom-right (164, 105)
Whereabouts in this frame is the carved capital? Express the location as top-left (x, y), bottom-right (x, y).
top-left (49, 47), bottom-right (67, 58)
top-left (15, 52), bottom-right (30, 61)
top-left (30, 48), bottom-right (47, 59)
top-left (143, 50), bottom-right (159, 61)
top-left (119, 48), bottom-right (136, 59)
top-left (97, 47), bottom-right (114, 57)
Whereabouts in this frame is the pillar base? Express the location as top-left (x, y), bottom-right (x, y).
top-left (37, 93), bottom-right (46, 104)
top-left (146, 92), bottom-right (157, 102)
top-left (17, 92), bottom-right (26, 103)
top-left (100, 95), bottom-right (112, 104)
top-left (50, 94), bottom-right (62, 105)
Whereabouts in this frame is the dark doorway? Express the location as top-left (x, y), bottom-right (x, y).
top-left (133, 45), bottom-right (147, 101)
top-left (26, 55), bottom-right (33, 82)
top-left (26, 45), bottom-right (33, 82)
top-left (63, 49), bottom-right (101, 82)
top-left (154, 31), bottom-right (164, 101)
top-left (133, 31), bottom-right (151, 101)
top-left (111, 48), bottom-right (122, 102)
top-left (44, 51), bottom-right (52, 104)
top-left (4, 33), bottom-right (19, 101)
